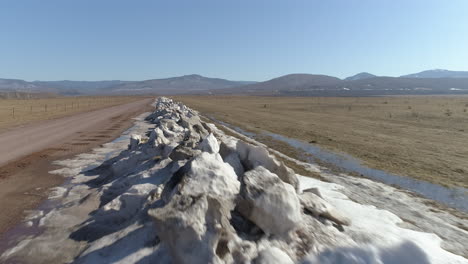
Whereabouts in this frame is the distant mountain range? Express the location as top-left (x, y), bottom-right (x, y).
top-left (1, 69), bottom-right (468, 97)
top-left (217, 70), bottom-right (468, 96)
top-left (0, 75), bottom-right (254, 96)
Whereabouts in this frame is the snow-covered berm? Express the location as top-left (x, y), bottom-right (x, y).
top-left (1, 97), bottom-right (466, 264)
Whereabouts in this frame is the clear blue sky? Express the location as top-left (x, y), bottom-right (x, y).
top-left (1, 0), bottom-right (467, 81)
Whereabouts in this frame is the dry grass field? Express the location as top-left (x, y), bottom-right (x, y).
top-left (175, 95), bottom-right (468, 189)
top-left (0, 96), bottom-right (148, 133)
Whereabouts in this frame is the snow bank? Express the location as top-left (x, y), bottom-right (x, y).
top-left (299, 176), bottom-right (467, 264)
top-left (1, 97), bottom-right (466, 264)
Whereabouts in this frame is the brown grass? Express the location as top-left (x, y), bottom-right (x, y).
top-left (0, 96), bottom-right (148, 133)
top-left (175, 95), bottom-right (468, 189)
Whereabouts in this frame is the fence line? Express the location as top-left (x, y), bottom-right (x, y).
top-left (1, 97), bottom-right (139, 122)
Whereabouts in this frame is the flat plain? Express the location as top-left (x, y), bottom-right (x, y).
top-left (0, 96), bottom-right (148, 133)
top-left (176, 95), bottom-right (468, 189)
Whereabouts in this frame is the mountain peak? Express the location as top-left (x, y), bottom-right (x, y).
top-left (344, 72), bottom-right (376, 81)
top-left (182, 74), bottom-right (204, 79)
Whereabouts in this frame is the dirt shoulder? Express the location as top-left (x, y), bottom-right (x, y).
top-left (0, 98), bottom-right (153, 235)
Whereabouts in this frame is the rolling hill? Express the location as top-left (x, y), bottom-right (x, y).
top-left (107, 74), bottom-right (253, 95)
top-left (0, 78), bottom-right (42, 91)
top-left (216, 74), bottom-right (342, 95)
top-left (401, 69), bottom-right (468, 78)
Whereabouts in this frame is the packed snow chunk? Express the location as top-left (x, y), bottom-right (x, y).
top-left (164, 152), bottom-right (240, 202)
top-left (219, 137), bottom-right (239, 156)
top-left (169, 144), bottom-right (201, 161)
top-left (179, 115), bottom-right (208, 138)
top-left (155, 97), bottom-right (174, 109)
top-left (238, 166), bottom-right (302, 236)
top-left (255, 247), bottom-right (295, 264)
top-left (299, 192), bottom-right (350, 226)
top-left (128, 134), bottom-right (141, 150)
top-left (303, 187), bottom-right (323, 198)
top-left (98, 193), bottom-right (147, 223)
top-left (302, 241), bottom-right (431, 264)
top-left (160, 119), bottom-right (180, 133)
top-left (150, 127), bottom-right (170, 146)
top-left (236, 140), bottom-right (300, 192)
top-left (199, 133), bottom-right (220, 154)
top-left (219, 138), bottom-right (245, 177)
top-left (149, 194), bottom-right (237, 264)
top-left (223, 152), bottom-right (245, 177)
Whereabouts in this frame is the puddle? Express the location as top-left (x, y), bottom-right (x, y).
top-left (207, 117), bottom-right (468, 212)
top-left (206, 116), bottom-right (257, 138)
top-left (265, 132), bottom-right (468, 212)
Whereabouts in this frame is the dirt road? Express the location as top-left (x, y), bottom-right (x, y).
top-left (0, 98), bottom-right (153, 167)
top-left (0, 98), bottom-right (153, 235)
